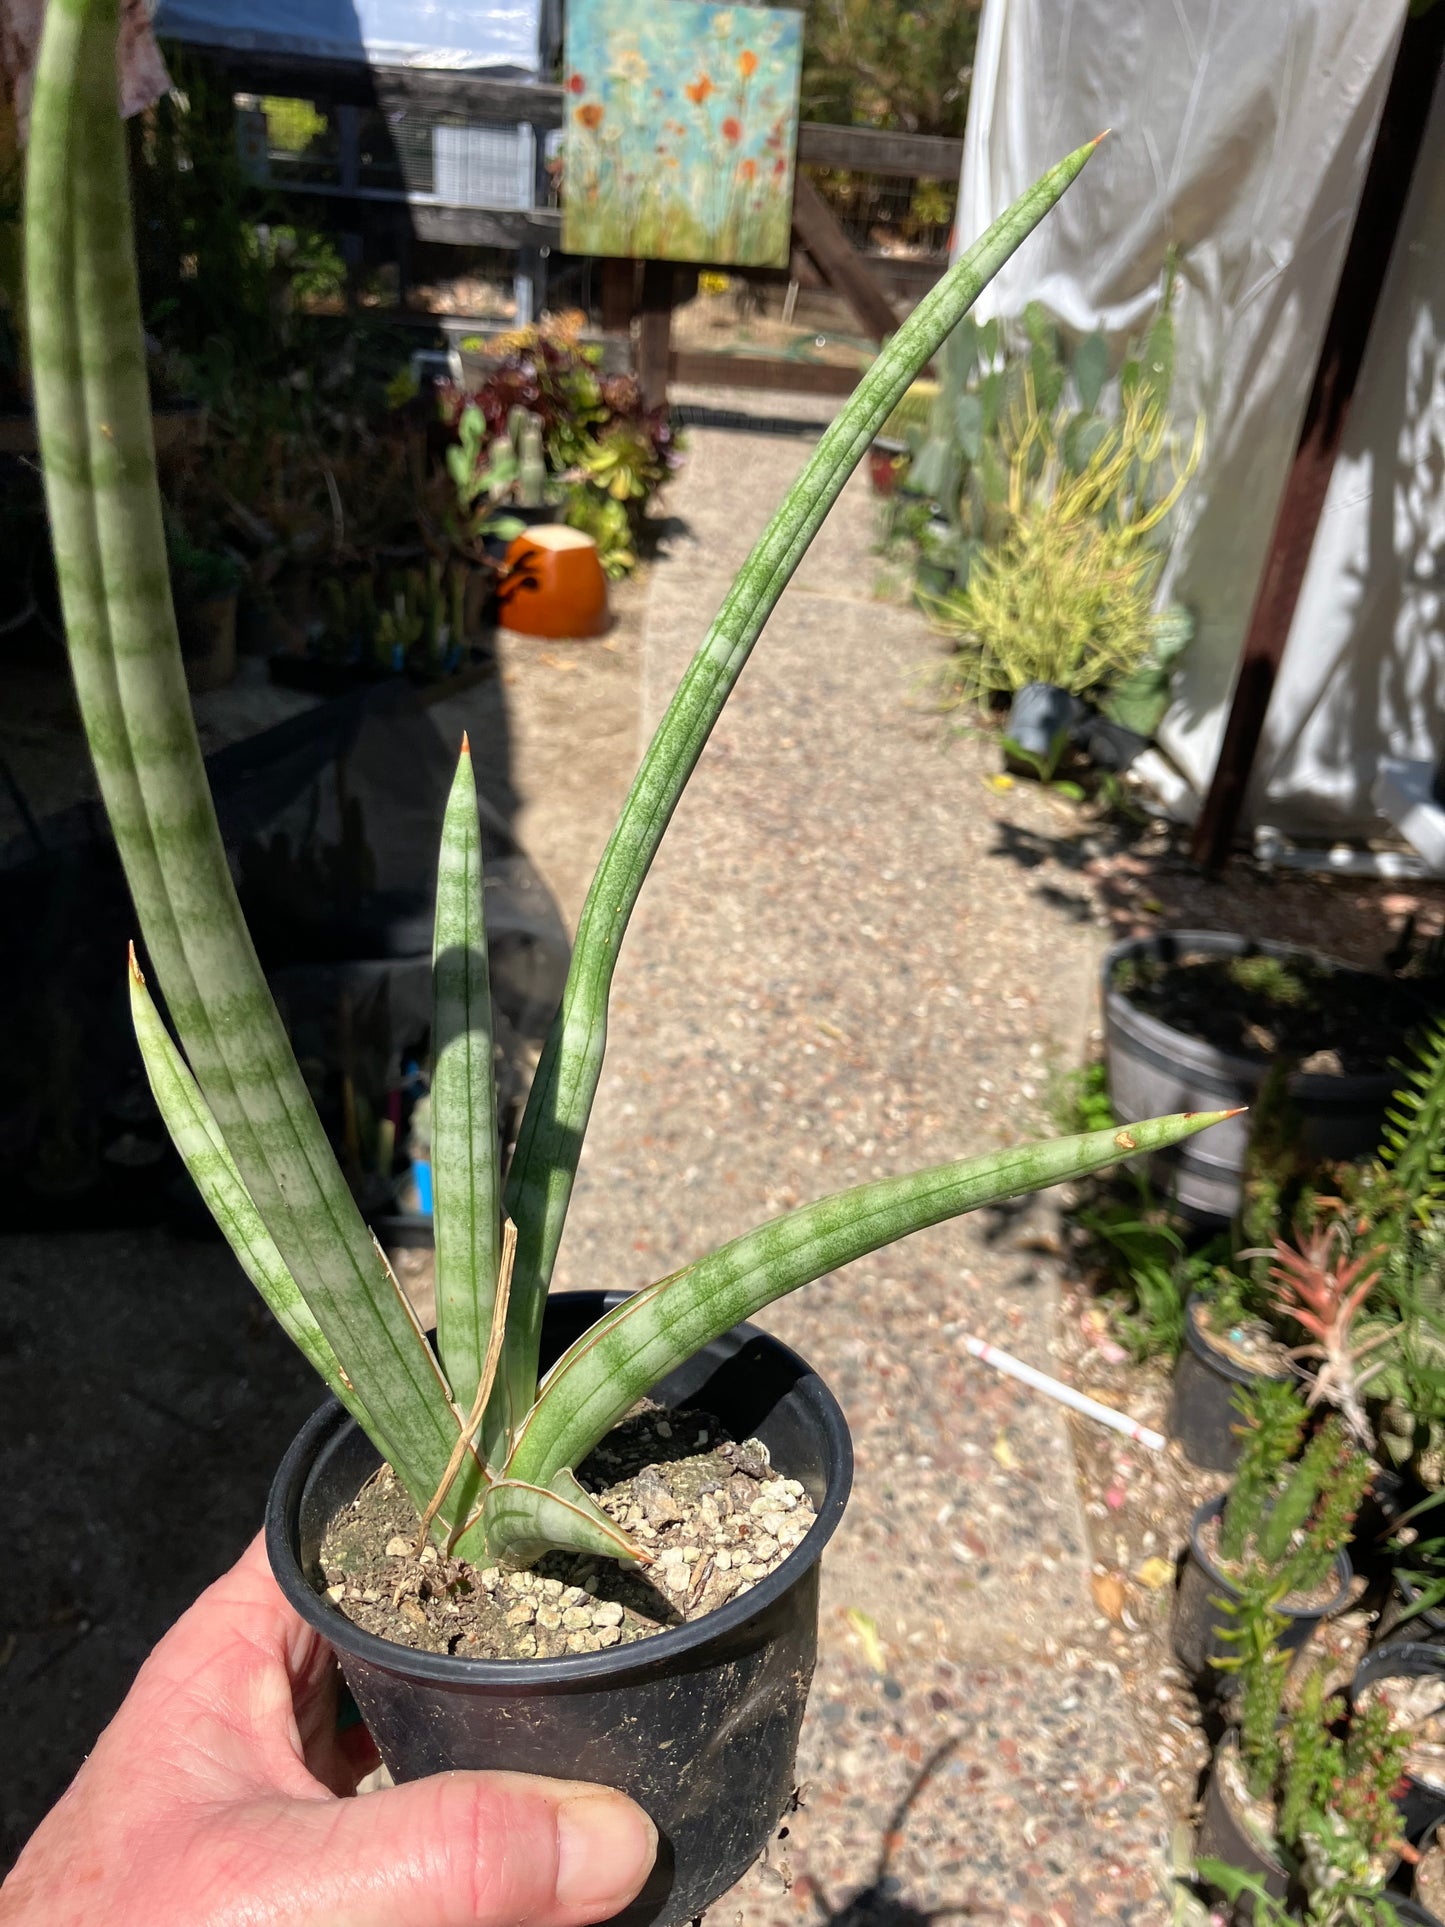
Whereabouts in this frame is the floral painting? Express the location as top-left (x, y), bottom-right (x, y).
top-left (562, 0), bottom-right (803, 269)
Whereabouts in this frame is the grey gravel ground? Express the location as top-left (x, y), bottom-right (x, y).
top-left (553, 394), bottom-right (1173, 1924)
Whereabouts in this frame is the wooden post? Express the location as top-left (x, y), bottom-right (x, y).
top-left (790, 171), bottom-right (898, 343)
top-left (637, 259), bottom-right (674, 409)
top-left (1189, 7), bottom-right (1445, 870)
top-left (601, 258), bottom-right (638, 334)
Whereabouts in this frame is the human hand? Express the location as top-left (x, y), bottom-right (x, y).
top-left (0, 1534), bottom-right (657, 1927)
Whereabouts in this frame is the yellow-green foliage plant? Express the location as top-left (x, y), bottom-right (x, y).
top-left (26, 0), bottom-right (1233, 1569)
top-left (930, 377), bottom-right (1203, 704)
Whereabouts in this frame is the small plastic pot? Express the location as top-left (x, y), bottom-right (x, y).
top-left (1394, 1902), bottom-right (1445, 1926)
top-left (1350, 1645), bottom-right (1445, 1845)
top-left (1004, 681), bottom-right (1084, 764)
top-left (1196, 1732), bottom-right (1288, 1924)
top-left (1375, 1572), bottom-right (1445, 1648)
top-left (1168, 1295), bottom-right (1293, 1472)
top-left (1172, 1493), bottom-right (1351, 1690)
top-left (267, 1292), bottom-right (853, 1927)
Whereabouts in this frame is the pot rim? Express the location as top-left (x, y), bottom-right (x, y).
top-left (1188, 1491), bottom-right (1353, 1623)
top-left (1101, 929), bottom-right (1414, 1095)
top-left (1182, 1293), bottom-right (1295, 1389)
top-left (1210, 1729), bottom-right (1289, 1876)
top-left (267, 1296), bottom-right (854, 1689)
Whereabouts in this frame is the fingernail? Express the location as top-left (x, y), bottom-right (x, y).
top-left (556, 1790), bottom-right (658, 1914)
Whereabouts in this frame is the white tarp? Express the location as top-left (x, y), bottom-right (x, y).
top-left (957, 0), bottom-right (1444, 838)
top-left (151, 0), bottom-right (546, 74)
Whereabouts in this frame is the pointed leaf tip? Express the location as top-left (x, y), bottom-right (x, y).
top-left (1091, 129), bottom-right (1111, 147)
top-left (460, 731), bottom-right (471, 756)
top-left (127, 941), bottom-right (144, 985)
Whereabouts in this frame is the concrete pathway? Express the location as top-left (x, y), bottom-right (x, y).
top-left (555, 395), bottom-right (1173, 1924)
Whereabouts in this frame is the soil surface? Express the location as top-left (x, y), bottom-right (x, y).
top-left (1192, 1298), bottom-right (1295, 1377)
top-left (1197, 1509), bottom-right (1345, 1613)
top-left (321, 1406), bottom-right (816, 1659)
top-left (1356, 1672), bottom-right (1445, 1793)
top-left (1112, 948), bottom-right (1427, 1073)
top-left (1417, 1834), bottom-right (1445, 1915)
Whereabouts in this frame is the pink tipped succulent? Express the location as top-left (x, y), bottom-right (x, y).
top-left (1268, 1221), bottom-right (1391, 1445)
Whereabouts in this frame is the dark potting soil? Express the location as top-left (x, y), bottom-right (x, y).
top-left (320, 1404), bottom-right (817, 1660)
top-left (1194, 1300), bottom-right (1293, 1377)
top-left (1197, 1509), bottom-right (1343, 1614)
top-left (1113, 949), bottom-right (1422, 1073)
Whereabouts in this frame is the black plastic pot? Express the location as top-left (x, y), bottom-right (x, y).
top-left (1351, 1645), bottom-right (1445, 1844)
top-left (1168, 1295), bottom-right (1294, 1472)
top-left (1104, 931), bottom-right (1416, 1222)
top-left (1004, 681), bottom-right (1084, 765)
top-left (1376, 1572), bottom-right (1445, 1647)
top-left (267, 1293), bottom-right (853, 1927)
top-left (1196, 1732), bottom-right (1288, 1924)
top-left (1395, 1901), bottom-right (1445, 1926)
top-left (1172, 1494), bottom-right (1351, 1690)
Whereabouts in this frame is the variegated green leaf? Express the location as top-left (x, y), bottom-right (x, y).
top-left (128, 950), bottom-right (373, 1432)
top-left (500, 1109), bottom-right (1229, 1513)
top-left (466, 1470), bottom-right (647, 1568)
top-left (25, 0), bottom-right (461, 1509)
top-left (500, 135), bottom-right (1107, 1423)
top-left (431, 738), bottom-right (503, 1432)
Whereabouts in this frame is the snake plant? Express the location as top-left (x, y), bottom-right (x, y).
top-left (27, 0), bottom-right (1231, 1569)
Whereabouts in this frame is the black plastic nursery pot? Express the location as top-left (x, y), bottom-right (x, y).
top-left (1003, 681), bottom-right (1084, 763)
top-left (1103, 931), bottom-right (1413, 1222)
top-left (1375, 1572), bottom-right (1445, 1648)
top-left (1350, 1645), bottom-right (1445, 1845)
top-left (1168, 1295), bottom-right (1294, 1473)
top-left (1197, 1733), bottom-right (1289, 1924)
top-left (1172, 1494), bottom-right (1351, 1691)
top-left (267, 1292), bottom-right (854, 1927)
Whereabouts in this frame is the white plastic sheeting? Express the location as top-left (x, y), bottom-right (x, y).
top-left (151, 0), bottom-right (547, 74)
top-left (956, 0), bottom-right (1445, 837)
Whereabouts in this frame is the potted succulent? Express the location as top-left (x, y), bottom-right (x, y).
top-left (1103, 932), bottom-right (1426, 1222)
top-left (1199, 1657), bottom-right (1409, 1925)
top-left (25, 12), bottom-right (1231, 1921)
top-left (1173, 1381), bottom-right (1369, 1689)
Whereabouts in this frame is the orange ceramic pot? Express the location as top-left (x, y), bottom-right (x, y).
top-left (498, 525), bottom-right (609, 640)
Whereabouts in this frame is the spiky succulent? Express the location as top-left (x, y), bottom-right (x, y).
top-left (25, 0), bottom-right (1231, 1568)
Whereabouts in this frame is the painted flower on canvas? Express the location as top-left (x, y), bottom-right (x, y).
top-left (562, 0), bottom-right (802, 268)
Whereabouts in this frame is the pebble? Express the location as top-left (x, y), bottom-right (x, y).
top-left (562, 1606), bottom-right (593, 1630)
top-left (594, 1600), bottom-right (625, 1627)
top-left (596, 1626), bottom-right (623, 1647)
top-left (505, 1602), bottom-right (535, 1627)
top-left (419, 1545), bottom-right (438, 1566)
top-left (385, 1536), bottom-right (413, 1558)
top-left (536, 1605), bottom-right (563, 1631)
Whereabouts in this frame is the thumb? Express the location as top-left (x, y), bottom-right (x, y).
top-left (248, 1768), bottom-right (659, 1927)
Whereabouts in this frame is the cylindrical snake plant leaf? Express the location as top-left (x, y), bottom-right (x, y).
top-left (500, 136), bottom-right (1106, 1421)
top-left (25, 0), bottom-right (461, 1508)
top-left (431, 739), bottom-right (504, 1433)
top-left (499, 1109), bottom-right (1228, 1519)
